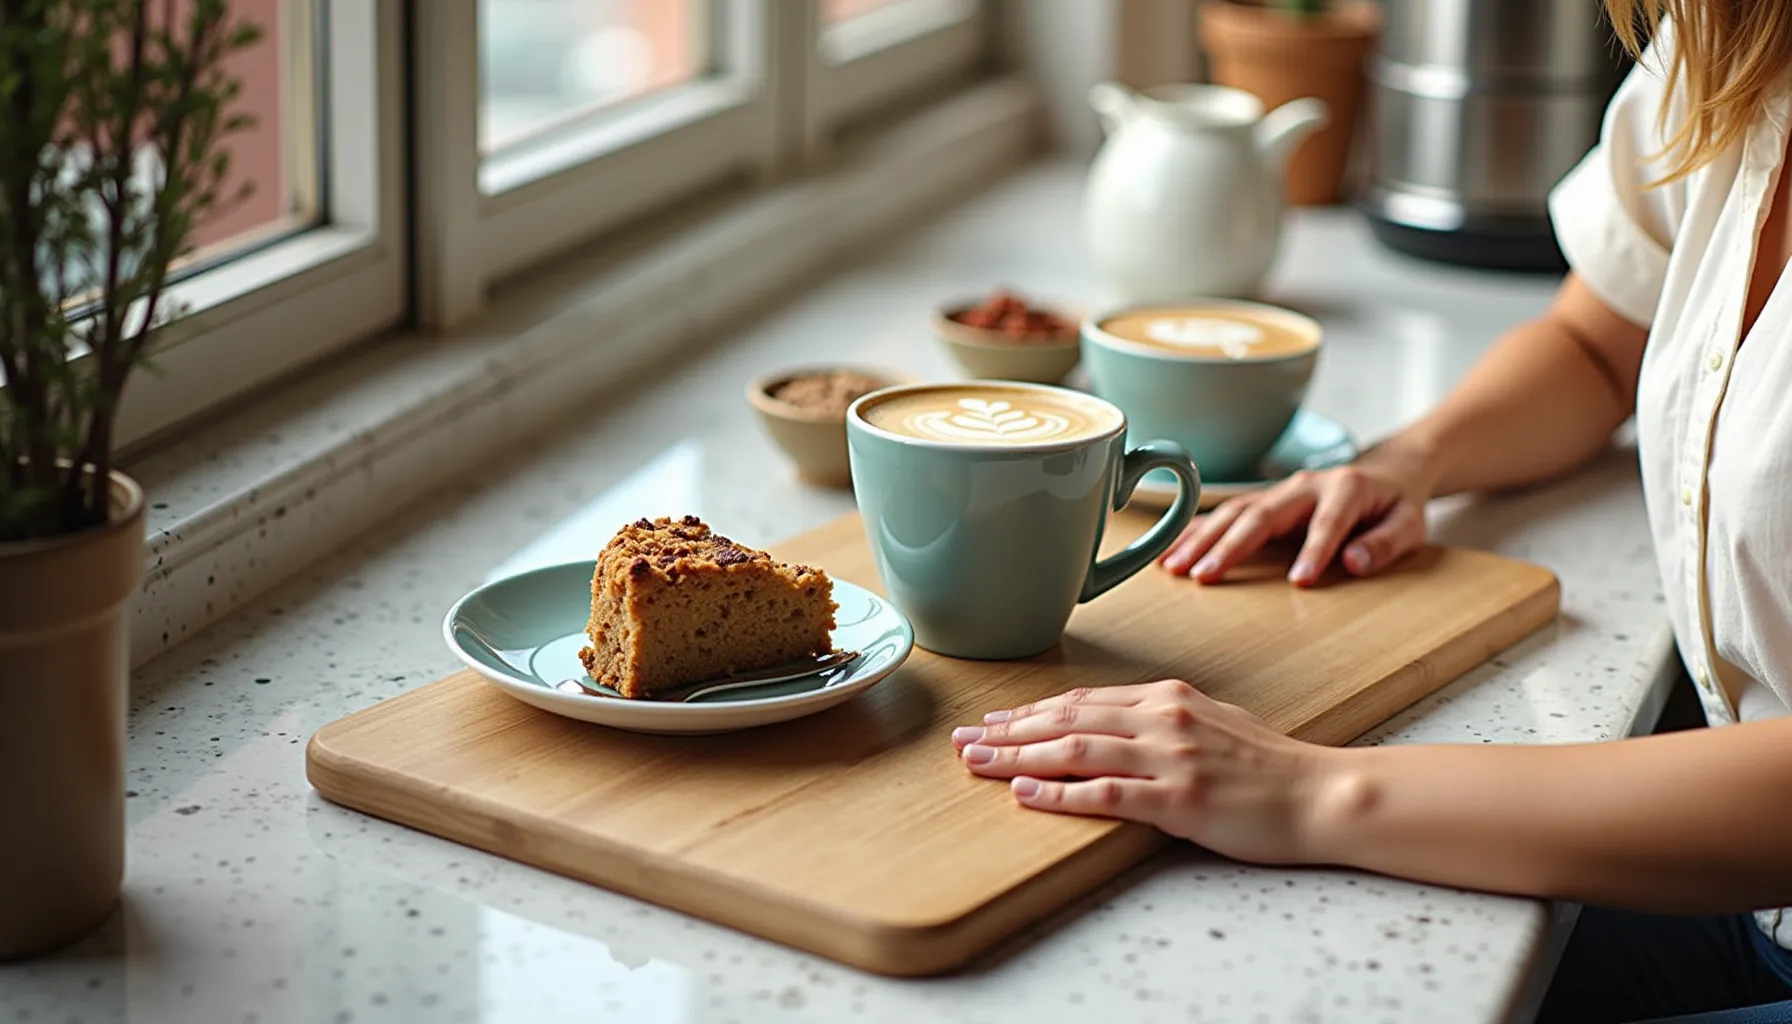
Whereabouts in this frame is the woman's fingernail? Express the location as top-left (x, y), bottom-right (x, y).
top-left (1192, 556), bottom-right (1219, 578)
top-left (1012, 777), bottom-right (1040, 798)
top-left (1345, 545), bottom-right (1369, 573)
top-left (951, 726), bottom-right (984, 745)
top-left (1288, 559), bottom-right (1313, 583)
top-left (963, 744), bottom-right (996, 766)
top-left (984, 709), bottom-right (1012, 724)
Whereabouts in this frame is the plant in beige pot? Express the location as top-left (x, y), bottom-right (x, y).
top-left (1199, 0), bottom-right (1382, 206)
top-left (0, 0), bottom-right (258, 959)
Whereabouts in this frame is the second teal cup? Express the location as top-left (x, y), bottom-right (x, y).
top-left (846, 381), bottom-right (1200, 660)
top-left (1081, 300), bottom-right (1322, 483)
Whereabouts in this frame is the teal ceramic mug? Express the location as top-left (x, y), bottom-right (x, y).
top-left (1081, 300), bottom-right (1322, 483)
top-left (845, 381), bottom-right (1200, 660)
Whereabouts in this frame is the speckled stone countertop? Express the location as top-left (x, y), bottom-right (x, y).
top-left (1, 163), bottom-right (1675, 1024)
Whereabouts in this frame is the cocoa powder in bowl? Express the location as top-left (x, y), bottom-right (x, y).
top-left (769, 370), bottom-right (887, 418)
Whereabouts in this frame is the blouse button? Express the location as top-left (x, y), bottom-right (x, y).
top-left (1697, 667), bottom-right (1712, 688)
top-left (1682, 486), bottom-right (1694, 506)
top-left (1710, 352), bottom-right (1726, 371)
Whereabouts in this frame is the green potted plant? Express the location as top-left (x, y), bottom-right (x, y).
top-left (1199, 0), bottom-right (1382, 205)
top-left (0, 0), bottom-right (258, 959)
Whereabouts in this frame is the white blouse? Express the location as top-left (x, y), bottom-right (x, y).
top-left (1548, 28), bottom-right (1792, 946)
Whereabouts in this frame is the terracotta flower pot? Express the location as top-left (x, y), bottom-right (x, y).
top-left (1199, 0), bottom-right (1382, 206)
top-left (0, 471), bottom-right (145, 959)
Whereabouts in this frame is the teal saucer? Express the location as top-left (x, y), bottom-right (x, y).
top-left (444, 563), bottom-right (912, 735)
top-left (1128, 409), bottom-right (1358, 510)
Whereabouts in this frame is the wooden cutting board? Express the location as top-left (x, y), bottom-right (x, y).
top-left (307, 510), bottom-right (1558, 977)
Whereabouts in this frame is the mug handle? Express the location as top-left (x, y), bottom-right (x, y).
top-left (1079, 441), bottom-right (1201, 602)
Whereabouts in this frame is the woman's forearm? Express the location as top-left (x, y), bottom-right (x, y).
top-left (1372, 276), bottom-right (1645, 500)
top-left (1305, 717), bottom-right (1792, 913)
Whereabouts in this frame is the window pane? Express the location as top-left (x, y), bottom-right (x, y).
top-left (479, 0), bottom-right (712, 155)
top-left (818, 0), bottom-right (974, 62)
top-left (191, 0), bottom-right (321, 261)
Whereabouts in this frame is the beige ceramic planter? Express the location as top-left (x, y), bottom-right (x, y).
top-left (0, 471), bottom-right (145, 959)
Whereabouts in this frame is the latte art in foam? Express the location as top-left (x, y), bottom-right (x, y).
top-left (859, 386), bottom-right (1120, 446)
top-left (1144, 317), bottom-right (1263, 359)
top-left (911, 399), bottom-right (1072, 442)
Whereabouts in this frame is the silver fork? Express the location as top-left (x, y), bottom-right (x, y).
top-left (554, 649), bottom-right (860, 703)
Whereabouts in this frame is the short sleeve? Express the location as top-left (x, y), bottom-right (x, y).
top-left (1548, 34), bottom-right (1684, 327)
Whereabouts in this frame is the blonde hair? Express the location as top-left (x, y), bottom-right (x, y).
top-left (1604, 0), bottom-right (1792, 182)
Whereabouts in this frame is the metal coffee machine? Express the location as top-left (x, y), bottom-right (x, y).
top-left (1361, 0), bottom-right (1631, 271)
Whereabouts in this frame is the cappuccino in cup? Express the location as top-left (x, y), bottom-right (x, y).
top-left (859, 384), bottom-right (1121, 446)
top-left (1097, 305), bottom-right (1320, 361)
top-left (847, 381), bottom-right (1199, 660)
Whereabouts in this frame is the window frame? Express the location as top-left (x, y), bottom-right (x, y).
top-left (802, 0), bottom-right (989, 154)
top-left (414, 0), bottom-right (995, 330)
top-left (114, 0), bottom-right (408, 452)
top-left (413, 0), bottom-right (781, 329)
top-left (101, 0), bottom-right (1001, 447)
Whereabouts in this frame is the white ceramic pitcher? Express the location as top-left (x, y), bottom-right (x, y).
top-left (1083, 82), bottom-right (1329, 302)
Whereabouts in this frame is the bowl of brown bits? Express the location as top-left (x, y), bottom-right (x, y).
top-left (933, 288), bottom-right (1082, 384)
top-left (747, 366), bottom-right (908, 488)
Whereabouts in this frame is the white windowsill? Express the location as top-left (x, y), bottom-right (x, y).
top-left (159, 226), bottom-right (379, 336)
top-left (122, 74), bottom-right (1041, 666)
top-left (1, 225), bottom-right (377, 408)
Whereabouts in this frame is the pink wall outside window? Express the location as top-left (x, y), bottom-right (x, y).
top-left (193, 0), bottom-right (296, 251)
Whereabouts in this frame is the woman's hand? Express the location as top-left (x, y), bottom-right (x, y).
top-left (1159, 451), bottom-right (1435, 586)
top-left (950, 680), bottom-right (1340, 866)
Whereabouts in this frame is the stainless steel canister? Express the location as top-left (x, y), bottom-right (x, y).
top-left (1361, 0), bottom-right (1630, 270)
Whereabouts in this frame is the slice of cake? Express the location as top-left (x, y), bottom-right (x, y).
top-left (578, 515), bottom-right (838, 699)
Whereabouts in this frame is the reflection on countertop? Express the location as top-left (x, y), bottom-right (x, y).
top-left (0, 160), bottom-right (1669, 1024)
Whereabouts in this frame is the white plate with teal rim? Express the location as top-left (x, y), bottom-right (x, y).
top-left (443, 562), bottom-right (913, 735)
top-left (1125, 409), bottom-right (1359, 511)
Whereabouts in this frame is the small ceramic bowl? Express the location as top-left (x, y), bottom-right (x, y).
top-left (748, 366), bottom-right (909, 488)
top-left (932, 301), bottom-right (1082, 384)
